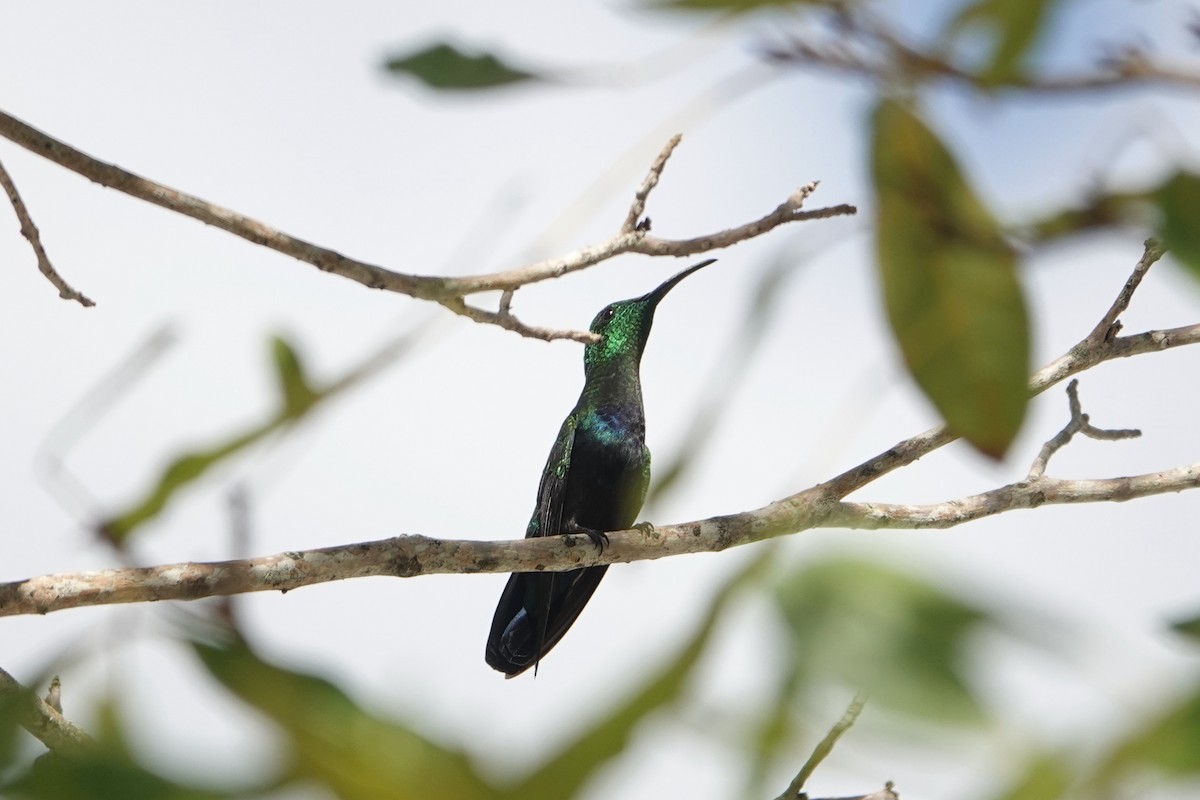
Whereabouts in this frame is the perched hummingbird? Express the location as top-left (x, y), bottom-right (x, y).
top-left (486, 258), bottom-right (716, 678)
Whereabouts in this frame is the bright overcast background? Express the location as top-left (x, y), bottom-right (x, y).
top-left (2, 2), bottom-right (1199, 799)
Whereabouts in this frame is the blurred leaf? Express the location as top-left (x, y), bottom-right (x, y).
top-left (511, 546), bottom-right (775, 800)
top-left (774, 558), bottom-right (990, 723)
top-left (99, 426), bottom-right (269, 543)
top-left (195, 640), bottom-right (495, 800)
top-left (1021, 190), bottom-right (1149, 243)
top-left (99, 330), bottom-right (418, 544)
top-left (1171, 610), bottom-right (1200, 644)
top-left (384, 43), bottom-right (541, 91)
top-left (742, 661), bottom-right (802, 798)
top-left (989, 753), bottom-right (1072, 800)
top-left (271, 337), bottom-right (317, 418)
top-left (943, 0), bottom-right (1056, 82)
top-left (0, 671), bottom-right (38, 766)
top-left (4, 701), bottom-right (255, 800)
top-left (1157, 172), bottom-right (1200, 279)
top-left (643, 0), bottom-right (826, 11)
top-left (9, 756), bottom-right (237, 800)
top-left (1094, 682), bottom-right (1200, 785)
top-left (871, 98), bottom-right (1030, 458)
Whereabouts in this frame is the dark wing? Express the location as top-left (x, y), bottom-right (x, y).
top-left (486, 413), bottom-right (608, 677)
top-left (529, 412), bottom-right (576, 541)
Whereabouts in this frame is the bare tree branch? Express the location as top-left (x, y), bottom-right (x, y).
top-left (2, 437), bottom-right (1197, 618)
top-left (0, 242), bottom-right (1197, 617)
top-left (0, 157), bottom-right (93, 306)
top-left (1027, 379), bottom-right (1141, 479)
top-left (0, 668), bottom-right (93, 757)
top-left (831, 462), bottom-right (1200, 531)
top-left (0, 109), bottom-right (855, 342)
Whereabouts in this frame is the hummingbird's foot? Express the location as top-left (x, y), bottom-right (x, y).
top-left (563, 521), bottom-right (609, 553)
top-left (634, 521), bottom-right (655, 535)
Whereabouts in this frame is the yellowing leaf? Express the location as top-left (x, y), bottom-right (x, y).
top-left (871, 99), bottom-right (1030, 458)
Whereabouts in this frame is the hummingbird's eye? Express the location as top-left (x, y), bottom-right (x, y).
top-left (599, 307), bottom-right (616, 323)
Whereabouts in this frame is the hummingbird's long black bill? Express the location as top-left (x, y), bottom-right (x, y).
top-left (639, 258), bottom-right (717, 307)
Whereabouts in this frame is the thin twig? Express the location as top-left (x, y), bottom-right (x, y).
top-left (622, 133), bottom-right (681, 232)
top-left (0, 157), bottom-right (94, 306)
top-left (831, 462), bottom-right (1200, 530)
top-left (1084, 239), bottom-right (1164, 344)
top-left (776, 692), bottom-right (869, 800)
top-left (1027, 380), bottom-right (1141, 479)
top-left (437, 195), bottom-right (856, 296)
top-left (440, 296), bottom-right (598, 344)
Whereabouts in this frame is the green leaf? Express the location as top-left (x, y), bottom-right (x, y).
top-left (774, 558), bottom-right (991, 723)
top-left (99, 425), bottom-right (270, 543)
top-left (1157, 172), bottom-right (1200, 279)
top-left (943, 0), bottom-right (1057, 83)
top-left (643, 0), bottom-right (824, 11)
top-left (9, 756), bottom-right (238, 800)
top-left (511, 547), bottom-right (775, 799)
top-left (194, 640), bottom-right (495, 800)
top-left (1021, 190), bottom-right (1148, 243)
top-left (99, 335), bottom-right (354, 543)
top-left (1093, 683), bottom-right (1200, 786)
top-left (271, 337), bottom-right (317, 418)
top-left (1170, 610), bottom-right (1200, 644)
top-left (384, 43), bottom-right (541, 91)
top-left (4, 701), bottom-right (257, 800)
top-left (871, 98), bottom-right (1030, 458)
top-left (989, 753), bottom-right (1072, 800)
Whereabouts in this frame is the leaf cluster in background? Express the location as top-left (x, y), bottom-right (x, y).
top-left (98, 331), bottom-right (415, 545)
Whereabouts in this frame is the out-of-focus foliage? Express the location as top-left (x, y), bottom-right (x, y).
top-left (197, 640), bottom-right (495, 800)
top-left (1157, 172), bottom-right (1200, 279)
top-left (872, 99), bottom-right (1029, 458)
top-left (774, 557), bottom-right (992, 723)
top-left (99, 332), bottom-right (414, 544)
top-left (941, 0), bottom-right (1057, 83)
top-left (3, 702), bottom-right (260, 800)
top-left (384, 43), bottom-right (543, 91)
top-left (8, 1), bottom-right (1199, 799)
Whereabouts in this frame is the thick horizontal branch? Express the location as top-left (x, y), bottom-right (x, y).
top-left (0, 499), bottom-right (798, 618)
top-left (2, 456), bottom-right (1196, 618)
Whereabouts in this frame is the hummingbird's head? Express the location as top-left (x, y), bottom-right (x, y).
top-left (583, 258), bottom-right (715, 371)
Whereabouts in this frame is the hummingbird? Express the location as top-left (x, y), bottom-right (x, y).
top-left (485, 258), bottom-right (716, 678)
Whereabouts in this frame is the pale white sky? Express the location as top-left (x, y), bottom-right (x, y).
top-left (2, 2), bottom-right (1199, 798)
